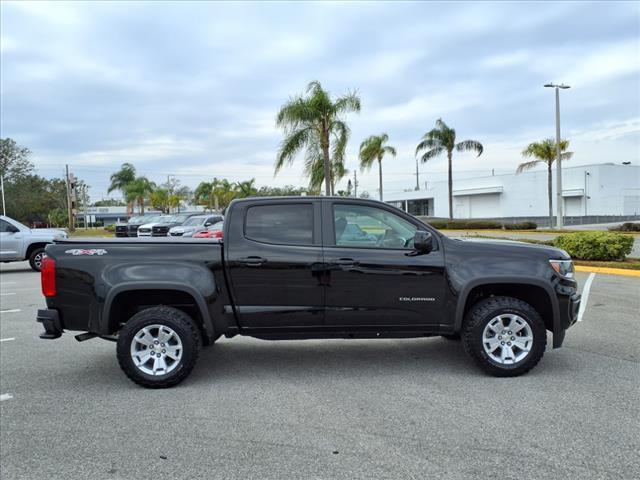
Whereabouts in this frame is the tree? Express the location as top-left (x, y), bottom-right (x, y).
top-left (0, 138), bottom-right (34, 180)
top-left (236, 179), bottom-right (258, 198)
top-left (124, 177), bottom-right (154, 214)
top-left (108, 163), bottom-right (136, 214)
top-left (416, 119), bottom-right (483, 219)
top-left (307, 157), bottom-right (347, 194)
top-left (275, 80), bottom-right (361, 196)
top-left (256, 185), bottom-right (308, 197)
top-left (150, 188), bottom-right (170, 213)
top-left (517, 138), bottom-right (573, 227)
top-left (3, 175), bottom-right (67, 224)
top-left (359, 133), bottom-right (396, 201)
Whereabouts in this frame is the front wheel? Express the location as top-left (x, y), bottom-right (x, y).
top-left (116, 306), bottom-right (202, 388)
top-left (29, 248), bottom-right (46, 271)
top-left (462, 296), bottom-right (546, 377)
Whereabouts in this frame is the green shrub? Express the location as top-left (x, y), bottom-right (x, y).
top-left (553, 232), bottom-right (634, 260)
top-left (104, 224), bottom-right (116, 232)
top-left (504, 221), bottom-right (538, 230)
top-left (609, 222), bottom-right (640, 232)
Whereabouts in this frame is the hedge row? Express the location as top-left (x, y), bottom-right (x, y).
top-left (428, 219), bottom-right (537, 230)
top-left (553, 232), bottom-right (634, 261)
top-left (608, 222), bottom-right (640, 232)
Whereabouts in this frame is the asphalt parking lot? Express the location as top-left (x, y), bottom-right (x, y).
top-left (1, 262), bottom-right (639, 480)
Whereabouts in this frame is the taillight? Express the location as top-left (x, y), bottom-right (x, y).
top-left (41, 256), bottom-right (57, 297)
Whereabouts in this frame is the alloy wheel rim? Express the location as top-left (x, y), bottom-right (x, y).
top-left (33, 252), bottom-right (44, 269)
top-left (130, 324), bottom-right (183, 376)
top-left (482, 314), bottom-right (533, 365)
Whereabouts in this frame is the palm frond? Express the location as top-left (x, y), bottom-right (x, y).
top-left (330, 120), bottom-right (350, 165)
top-left (456, 139), bottom-right (483, 157)
top-left (275, 127), bottom-right (313, 172)
top-left (334, 91), bottom-right (361, 115)
top-left (383, 145), bottom-right (397, 156)
top-left (419, 147), bottom-right (445, 163)
top-left (516, 159), bottom-right (543, 173)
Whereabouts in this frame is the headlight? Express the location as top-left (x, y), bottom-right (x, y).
top-left (549, 259), bottom-right (574, 279)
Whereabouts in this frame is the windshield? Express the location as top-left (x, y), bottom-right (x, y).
top-left (128, 216), bottom-right (143, 224)
top-left (183, 216), bottom-right (205, 226)
top-left (170, 215), bottom-right (190, 224)
top-left (143, 215), bottom-right (163, 224)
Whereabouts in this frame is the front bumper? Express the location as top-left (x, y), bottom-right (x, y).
top-left (553, 292), bottom-right (580, 348)
top-left (37, 309), bottom-right (63, 339)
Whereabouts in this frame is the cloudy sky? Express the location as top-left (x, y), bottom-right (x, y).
top-left (1, 0), bottom-right (639, 200)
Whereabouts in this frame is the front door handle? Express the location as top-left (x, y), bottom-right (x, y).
top-left (238, 256), bottom-right (267, 267)
top-left (332, 258), bottom-right (358, 267)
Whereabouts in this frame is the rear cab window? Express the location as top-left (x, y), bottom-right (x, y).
top-left (244, 204), bottom-right (314, 245)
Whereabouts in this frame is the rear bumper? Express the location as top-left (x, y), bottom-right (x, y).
top-left (36, 309), bottom-right (63, 339)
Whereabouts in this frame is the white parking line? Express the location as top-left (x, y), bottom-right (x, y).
top-left (577, 273), bottom-right (596, 322)
top-left (0, 309), bottom-right (21, 314)
top-left (0, 337), bottom-right (15, 342)
top-left (0, 394), bottom-right (13, 402)
top-left (0, 292), bottom-right (16, 296)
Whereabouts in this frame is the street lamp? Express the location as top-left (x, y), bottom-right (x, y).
top-left (544, 83), bottom-right (570, 228)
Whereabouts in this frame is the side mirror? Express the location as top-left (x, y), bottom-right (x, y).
top-left (204, 222), bottom-right (212, 227)
top-left (413, 230), bottom-right (433, 253)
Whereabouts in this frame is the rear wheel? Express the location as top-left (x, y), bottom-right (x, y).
top-left (29, 248), bottom-right (46, 271)
top-left (462, 296), bottom-right (546, 377)
top-left (116, 306), bottom-right (201, 388)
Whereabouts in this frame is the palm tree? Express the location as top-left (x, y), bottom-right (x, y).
top-left (275, 80), bottom-right (361, 196)
top-left (124, 177), bottom-right (154, 214)
top-left (307, 157), bottom-right (347, 194)
top-left (108, 163), bottom-right (136, 214)
top-left (517, 138), bottom-right (573, 228)
top-left (236, 179), bottom-right (258, 198)
top-left (359, 133), bottom-right (396, 201)
top-left (416, 119), bottom-right (483, 219)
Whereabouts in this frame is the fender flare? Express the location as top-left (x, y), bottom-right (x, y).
top-left (453, 276), bottom-right (560, 339)
top-left (103, 281), bottom-right (215, 339)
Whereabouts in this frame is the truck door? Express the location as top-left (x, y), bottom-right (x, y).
top-left (322, 201), bottom-right (446, 328)
top-left (0, 219), bottom-right (23, 261)
top-left (225, 200), bottom-right (324, 329)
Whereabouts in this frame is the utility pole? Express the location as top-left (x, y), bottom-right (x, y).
top-left (353, 170), bottom-right (358, 197)
top-left (544, 83), bottom-right (570, 229)
top-left (65, 164), bottom-right (75, 232)
top-left (0, 174), bottom-right (5, 216)
top-left (415, 158), bottom-right (420, 190)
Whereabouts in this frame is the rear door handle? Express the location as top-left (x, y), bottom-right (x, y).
top-left (238, 256), bottom-right (267, 267)
top-left (332, 258), bottom-right (358, 267)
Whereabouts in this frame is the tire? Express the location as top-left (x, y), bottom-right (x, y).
top-left (116, 306), bottom-right (202, 388)
top-left (462, 296), bottom-right (546, 377)
top-left (28, 248), bottom-right (46, 271)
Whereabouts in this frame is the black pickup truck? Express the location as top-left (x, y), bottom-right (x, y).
top-left (37, 197), bottom-right (580, 388)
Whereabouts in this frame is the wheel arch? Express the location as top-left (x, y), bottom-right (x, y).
top-left (455, 277), bottom-right (560, 343)
top-left (103, 282), bottom-right (216, 343)
top-left (25, 242), bottom-right (50, 260)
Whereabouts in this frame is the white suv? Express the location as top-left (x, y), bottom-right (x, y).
top-left (136, 215), bottom-right (174, 237)
top-left (0, 215), bottom-right (67, 271)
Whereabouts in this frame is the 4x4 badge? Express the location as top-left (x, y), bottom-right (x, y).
top-left (64, 249), bottom-right (107, 256)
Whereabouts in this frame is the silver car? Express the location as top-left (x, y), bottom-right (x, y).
top-left (0, 215), bottom-right (67, 271)
top-left (168, 214), bottom-right (224, 238)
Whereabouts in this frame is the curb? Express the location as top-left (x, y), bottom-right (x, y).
top-left (575, 266), bottom-right (640, 277)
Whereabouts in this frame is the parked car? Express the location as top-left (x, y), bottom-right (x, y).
top-left (0, 215), bottom-right (67, 271)
top-left (136, 215), bottom-right (174, 237)
top-left (192, 221), bottom-right (224, 239)
top-left (37, 197), bottom-right (580, 388)
top-left (115, 215), bottom-right (158, 238)
top-left (151, 212), bottom-right (203, 237)
top-left (169, 214), bottom-right (224, 238)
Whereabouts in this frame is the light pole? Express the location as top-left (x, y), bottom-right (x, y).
top-left (544, 83), bottom-right (570, 228)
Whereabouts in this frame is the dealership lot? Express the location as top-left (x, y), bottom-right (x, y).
top-left (1, 262), bottom-right (638, 480)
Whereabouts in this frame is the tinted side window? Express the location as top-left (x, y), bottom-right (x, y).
top-left (1, 219), bottom-right (14, 233)
top-left (245, 204), bottom-right (313, 245)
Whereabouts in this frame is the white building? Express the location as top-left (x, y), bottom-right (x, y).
top-left (385, 163), bottom-right (640, 223)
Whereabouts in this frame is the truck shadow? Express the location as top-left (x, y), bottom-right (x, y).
top-left (188, 337), bottom-right (474, 385)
